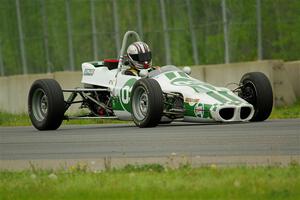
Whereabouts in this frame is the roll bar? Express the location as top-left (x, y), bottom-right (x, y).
top-left (117, 31), bottom-right (141, 70)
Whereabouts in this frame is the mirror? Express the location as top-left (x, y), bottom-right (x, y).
top-left (182, 66), bottom-right (191, 75)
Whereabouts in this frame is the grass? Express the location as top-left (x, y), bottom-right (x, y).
top-left (0, 112), bottom-right (31, 126)
top-left (0, 163), bottom-right (299, 200)
top-left (0, 112), bottom-right (128, 127)
top-left (0, 100), bottom-right (299, 126)
top-left (270, 100), bottom-right (300, 119)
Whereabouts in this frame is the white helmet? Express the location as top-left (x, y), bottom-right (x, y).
top-left (127, 42), bottom-right (152, 70)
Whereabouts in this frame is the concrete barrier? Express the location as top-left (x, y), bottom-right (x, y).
top-left (53, 71), bottom-right (82, 89)
top-left (283, 61), bottom-right (300, 99)
top-left (0, 77), bottom-right (9, 113)
top-left (0, 60), bottom-right (298, 114)
top-left (188, 65), bottom-right (205, 81)
top-left (53, 71), bottom-right (83, 114)
top-left (273, 61), bottom-right (297, 106)
top-left (0, 74), bottom-right (53, 113)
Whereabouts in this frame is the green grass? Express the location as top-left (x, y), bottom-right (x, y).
top-left (0, 112), bottom-right (128, 126)
top-left (0, 163), bottom-right (299, 200)
top-left (270, 100), bottom-right (300, 119)
top-left (0, 100), bottom-right (299, 126)
top-left (0, 112), bottom-right (31, 126)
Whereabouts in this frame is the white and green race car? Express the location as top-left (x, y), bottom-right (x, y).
top-left (28, 31), bottom-right (273, 130)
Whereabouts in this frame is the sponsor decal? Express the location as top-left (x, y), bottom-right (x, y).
top-left (194, 103), bottom-right (205, 118)
top-left (184, 102), bottom-right (212, 119)
top-left (119, 78), bottom-right (137, 112)
top-left (185, 97), bottom-right (200, 103)
top-left (83, 68), bottom-right (95, 76)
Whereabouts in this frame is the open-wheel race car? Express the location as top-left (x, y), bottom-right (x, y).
top-left (28, 31), bottom-right (273, 130)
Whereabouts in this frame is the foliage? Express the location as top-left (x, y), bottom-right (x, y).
top-left (0, 0), bottom-right (299, 75)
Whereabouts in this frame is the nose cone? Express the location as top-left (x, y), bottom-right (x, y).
top-left (210, 104), bottom-right (254, 122)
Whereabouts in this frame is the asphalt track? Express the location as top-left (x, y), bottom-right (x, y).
top-left (1, 119), bottom-right (299, 162)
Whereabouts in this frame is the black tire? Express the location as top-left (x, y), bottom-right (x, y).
top-left (28, 79), bottom-right (65, 130)
top-left (131, 78), bottom-right (164, 127)
top-left (239, 72), bottom-right (273, 121)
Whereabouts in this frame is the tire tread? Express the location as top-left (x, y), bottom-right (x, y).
top-left (28, 79), bottom-right (65, 130)
top-left (240, 72), bottom-right (273, 121)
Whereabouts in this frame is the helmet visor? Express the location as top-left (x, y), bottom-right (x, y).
top-left (131, 52), bottom-right (152, 62)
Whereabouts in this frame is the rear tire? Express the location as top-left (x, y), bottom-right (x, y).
top-left (28, 79), bottom-right (65, 130)
top-left (131, 79), bottom-right (164, 127)
top-left (239, 72), bottom-right (273, 121)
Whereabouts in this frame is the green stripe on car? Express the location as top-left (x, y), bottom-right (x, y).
top-left (219, 91), bottom-right (242, 102)
top-left (184, 103), bottom-right (195, 117)
top-left (207, 91), bottom-right (228, 104)
top-left (112, 97), bottom-right (124, 111)
top-left (202, 84), bottom-right (216, 91)
top-left (191, 85), bottom-right (209, 93)
top-left (178, 72), bottom-right (189, 78)
top-left (165, 72), bottom-right (176, 80)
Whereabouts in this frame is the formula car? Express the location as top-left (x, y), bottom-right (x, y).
top-left (28, 31), bottom-right (273, 130)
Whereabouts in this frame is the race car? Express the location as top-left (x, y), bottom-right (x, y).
top-left (28, 31), bottom-right (273, 130)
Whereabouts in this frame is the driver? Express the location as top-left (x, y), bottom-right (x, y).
top-left (125, 41), bottom-right (154, 76)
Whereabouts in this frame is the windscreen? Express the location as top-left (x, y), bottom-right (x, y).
top-left (148, 65), bottom-right (182, 77)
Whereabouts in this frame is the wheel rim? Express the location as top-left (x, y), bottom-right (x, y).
top-left (32, 88), bottom-right (48, 121)
top-left (242, 81), bottom-right (257, 107)
top-left (132, 86), bottom-right (149, 121)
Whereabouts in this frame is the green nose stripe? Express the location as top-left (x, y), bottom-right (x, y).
top-left (165, 72), bottom-right (177, 80)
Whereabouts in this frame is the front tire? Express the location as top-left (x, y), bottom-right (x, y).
top-left (131, 79), bottom-right (164, 127)
top-left (239, 72), bottom-right (273, 121)
top-left (28, 79), bottom-right (65, 130)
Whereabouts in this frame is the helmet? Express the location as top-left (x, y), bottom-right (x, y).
top-left (127, 42), bottom-right (152, 70)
